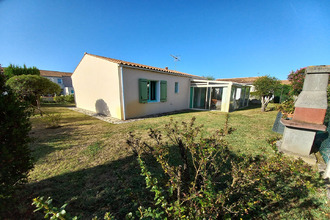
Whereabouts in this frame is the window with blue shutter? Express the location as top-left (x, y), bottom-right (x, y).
top-left (139, 79), bottom-right (148, 103)
top-left (160, 80), bottom-right (167, 102)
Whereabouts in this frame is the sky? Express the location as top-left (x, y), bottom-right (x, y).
top-left (0, 0), bottom-right (329, 80)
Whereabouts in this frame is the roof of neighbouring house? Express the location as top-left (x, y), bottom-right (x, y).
top-left (85, 53), bottom-right (203, 79)
top-left (217, 77), bottom-right (291, 85)
top-left (40, 70), bottom-right (72, 77)
top-left (216, 77), bottom-right (259, 84)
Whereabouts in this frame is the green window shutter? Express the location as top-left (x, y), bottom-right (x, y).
top-left (139, 79), bottom-right (148, 103)
top-left (160, 80), bottom-right (167, 102)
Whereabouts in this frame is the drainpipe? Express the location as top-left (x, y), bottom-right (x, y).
top-left (119, 66), bottom-right (126, 120)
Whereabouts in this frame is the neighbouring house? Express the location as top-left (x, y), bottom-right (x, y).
top-left (72, 53), bottom-right (251, 120)
top-left (217, 77), bottom-right (290, 103)
top-left (40, 70), bottom-right (74, 95)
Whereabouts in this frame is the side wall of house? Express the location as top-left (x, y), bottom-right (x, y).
top-left (72, 55), bottom-right (123, 119)
top-left (122, 67), bottom-right (191, 119)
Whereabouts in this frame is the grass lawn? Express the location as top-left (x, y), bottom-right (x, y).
top-left (9, 104), bottom-right (329, 219)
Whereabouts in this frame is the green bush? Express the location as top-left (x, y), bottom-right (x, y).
top-left (54, 95), bottom-right (75, 103)
top-left (0, 68), bottom-right (33, 208)
top-left (64, 94), bottom-right (75, 103)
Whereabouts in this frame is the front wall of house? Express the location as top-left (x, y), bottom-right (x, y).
top-left (72, 55), bottom-right (123, 119)
top-left (123, 67), bottom-right (191, 119)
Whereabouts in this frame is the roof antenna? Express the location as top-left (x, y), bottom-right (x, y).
top-left (170, 54), bottom-right (181, 70)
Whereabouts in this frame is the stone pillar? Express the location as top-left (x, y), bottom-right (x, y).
top-left (280, 65), bottom-right (329, 156)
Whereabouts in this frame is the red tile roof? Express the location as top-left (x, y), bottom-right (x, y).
top-left (40, 70), bottom-right (72, 77)
top-left (86, 53), bottom-right (202, 78)
top-left (217, 77), bottom-right (291, 85)
top-left (216, 77), bottom-right (259, 84)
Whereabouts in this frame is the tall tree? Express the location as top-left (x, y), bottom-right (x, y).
top-left (6, 75), bottom-right (61, 115)
top-left (252, 75), bottom-right (281, 112)
top-left (4, 64), bottom-right (40, 79)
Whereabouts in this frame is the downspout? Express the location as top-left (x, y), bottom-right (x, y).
top-left (119, 66), bottom-right (126, 120)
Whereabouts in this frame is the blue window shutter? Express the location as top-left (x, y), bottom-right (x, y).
top-left (160, 80), bottom-right (167, 102)
top-left (139, 79), bottom-right (148, 103)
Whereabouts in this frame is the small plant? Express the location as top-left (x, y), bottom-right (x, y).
top-left (276, 98), bottom-right (295, 118)
top-left (32, 197), bottom-right (115, 220)
top-left (32, 197), bottom-right (73, 220)
top-left (43, 113), bottom-right (62, 128)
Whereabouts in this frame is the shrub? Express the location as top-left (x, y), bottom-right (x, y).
top-left (288, 67), bottom-right (306, 96)
top-left (64, 94), bottom-right (75, 103)
top-left (276, 98), bottom-right (295, 117)
top-left (54, 95), bottom-right (74, 104)
top-left (0, 67), bottom-right (33, 207)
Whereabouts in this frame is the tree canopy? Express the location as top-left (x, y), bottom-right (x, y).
top-left (252, 75), bottom-right (281, 111)
top-left (6, 75), bottom-right (61, 115)
top-left (4, 64), bottom-right (40, 79)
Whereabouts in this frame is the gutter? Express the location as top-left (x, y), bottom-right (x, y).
top-left (119, 65), bottom-right (126, 120)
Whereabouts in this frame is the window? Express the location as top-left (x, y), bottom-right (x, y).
top-left (71, 90), bottom-right (74, 94)
top-left (139, 79), bottom-right (167, 103)
top-left (57, 78), bottom-right (62, 84)
top-left (175, 82), bottom-right (179, 93)
top-left (147, 81), bottom-right (157, 101)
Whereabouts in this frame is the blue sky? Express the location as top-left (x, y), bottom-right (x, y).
top-left (0, 0), bottom-right (329, 80)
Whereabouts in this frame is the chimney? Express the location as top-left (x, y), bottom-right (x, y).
top-left (165, 67), bottom-right (168, 70)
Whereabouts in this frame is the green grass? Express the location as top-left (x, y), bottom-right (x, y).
top-left (7, 103), bottom-right (328, 219)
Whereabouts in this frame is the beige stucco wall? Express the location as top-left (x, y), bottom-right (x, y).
top-left (122, 67), bottom-right (191, 119)
top-left (72, 54), bottom-right (123, 119)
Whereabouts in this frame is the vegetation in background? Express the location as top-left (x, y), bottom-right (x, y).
top-left (251, 75), bottom-right (281, 112)
top-left (4, 64), bottom-right (40, 79)
top-left (202, 75), bottom-right (215, 80)
top-left (273, 84), bottom-right (292, 103)
top-left (288, 67), bottom-right (306, 96)
top-left (0, 66), bottom-right (33, 211)
top-left (6, 74), bottom-right (61, 115)
top-left (54, 94), bottom-right (75, 104)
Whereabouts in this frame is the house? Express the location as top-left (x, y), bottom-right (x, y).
top-left (40, 70), bottom-right (74, 95)
top-left (72, 53), bottom-right (251, 120)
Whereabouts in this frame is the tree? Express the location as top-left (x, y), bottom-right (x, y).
top-left (6, 75), bottom-right (61, 115)
top-left (4, 64), bottom-right (40, 79)
top-left (203, 75), bottom-right (215, 80)
top-left (252, 75), bottom-right (281, 112)
top-left (0, 66), bottom-right (33, 205)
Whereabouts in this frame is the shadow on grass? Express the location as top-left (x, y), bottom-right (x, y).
top-left (29, 126), bottom-right (77, 162)
top-left (5, 151), bottom-right (326, 219)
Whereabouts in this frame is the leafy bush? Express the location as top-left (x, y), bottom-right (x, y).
top-left (288, 67), bottom-right (306, 96)
top-left (54, 95), bottom-right (75, 104)
top-left (276, 98), bottom-right (295, 117)
top-left (126, 117), bottom-right (326, 219)
top-left (0, 67), bottom-right (33, 207)
top-left (6, 74), bottom-right (61, 115)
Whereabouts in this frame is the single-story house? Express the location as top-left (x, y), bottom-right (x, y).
top-left (40, 70), bottom-right (74, 95)
top-left (72, 53), bottom-right (251, 120)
